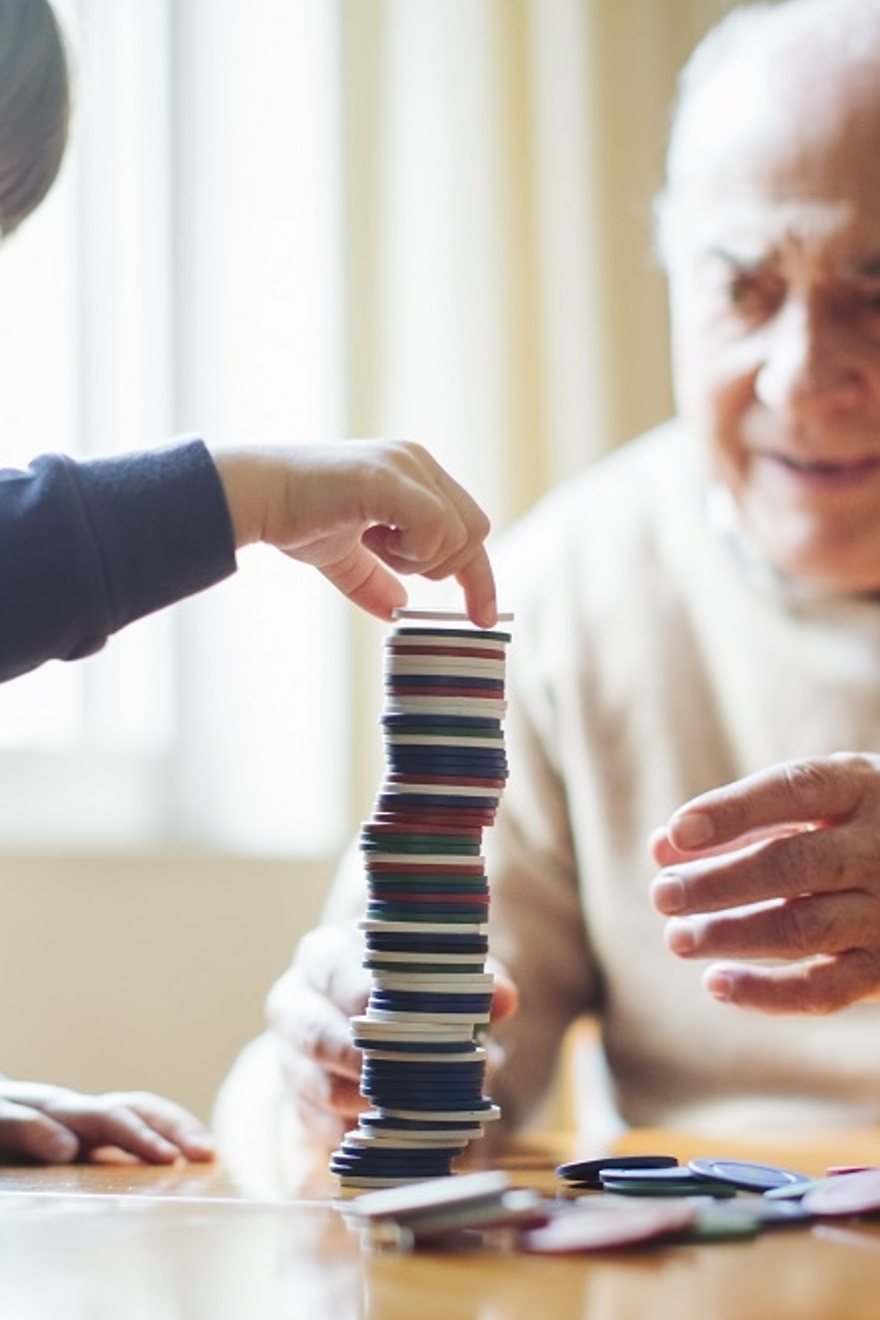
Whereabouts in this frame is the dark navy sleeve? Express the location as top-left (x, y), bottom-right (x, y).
top-left (0, 437), bottom-right (237, 683)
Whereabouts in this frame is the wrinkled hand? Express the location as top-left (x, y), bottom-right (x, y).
top-left (649, 753), bottom-right (880, 1015)
top-left (214, 440), bottom-right (498, 627)
top-left (266, 925), bottom-right (369, 1150)
top-left (0, 1081), bottom-right (216, 1164)
top-left (265, 924), bottom-right (519, 1149)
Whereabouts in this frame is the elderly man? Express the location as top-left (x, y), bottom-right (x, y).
top-left (217, 0), bottom-right (880, 1158)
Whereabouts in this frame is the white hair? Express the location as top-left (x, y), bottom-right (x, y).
top-left (654, 0), bottom-right (880, 263)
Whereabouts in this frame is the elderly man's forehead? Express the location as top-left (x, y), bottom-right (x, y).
top-left (667, 1), bottom-right (880, 181)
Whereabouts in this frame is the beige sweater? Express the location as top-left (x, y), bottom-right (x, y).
top-left (215, 420), bottom-right (880, 1169)
top-left (486, 419), bottom-right (880, 1136)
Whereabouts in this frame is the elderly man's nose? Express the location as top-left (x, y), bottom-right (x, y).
top-left (755, 300), bottom-right (862, 411)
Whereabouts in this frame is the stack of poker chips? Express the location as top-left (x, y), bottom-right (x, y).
top-left (331, 611), bottom-right (512, 1189)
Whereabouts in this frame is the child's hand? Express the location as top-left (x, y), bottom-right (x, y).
top-left (214, 440), bottom-right (498, 627)
top-left (0, 1081), bottom-right (216, 1164)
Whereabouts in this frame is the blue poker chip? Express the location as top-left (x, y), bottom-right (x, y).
top-left (362, 1086), bottom-right (486, 1103)
top-left (556, 1154), bottom-right (679, 1186)
top-left (354, 1039), bottom-right (483, 1055)
top-left (362, 1055), bottom-right (486, 1072)
top-left (361, 1084), bottom-right (487, 1100)
top-left (362, 1083), bottom-right (486, 1099)
top-left (688, 1158), bottom-right (811, 1193)
top-left (360, 1097), bottom-right (488, 1114)
top-left (332, 1143), bottom-right (462, 1160)
top-left (383, 726), bottom-right (506, 737)
top-left (363, 1070), bottom-right (486, 1091)
top-left (381, 763), bottom-right (501, 779)
top-left (331, 1162), bottom-right (460, 1178)
top-left (334, 1139), bottom-right (463, 1159)
top-left (376, 792), bottom-right (500, 810)
top-left (363, 933), bottom-right (488, 950)
top-left (331, 1154), bottom-right (460, 1175)
top-left (368, 990), bottom-right (493, 1011)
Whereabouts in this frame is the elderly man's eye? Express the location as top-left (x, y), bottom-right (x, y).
top-left (720, 273), bottom-right (780, 317)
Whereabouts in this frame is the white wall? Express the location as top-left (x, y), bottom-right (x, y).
top-left (0, 853), bottom-right (333, 1123)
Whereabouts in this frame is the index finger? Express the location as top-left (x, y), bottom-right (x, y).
top-left (456, 545), bottom-right (498, 629)
top-left (665, 754), bottom-right (878, 854)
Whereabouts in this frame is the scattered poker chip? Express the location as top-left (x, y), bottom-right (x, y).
top-left (343, 1170), bottom-right (546, 1242)
top-left (600, 1166), bottom-right (737, 1198)
top-left (802, 1167), bottom-right (880, 1217)
top-left (519, 1200), bottom-right (699, 1254)
top-left (695, 1198), bottom-right (814, 1231)
top-left (556, 1154), bottom-right (679, 1189)
top-left (688, 1158), bottom-right (811, 1193)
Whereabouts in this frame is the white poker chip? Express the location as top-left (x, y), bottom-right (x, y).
top-left (390, 608), bottom-right (514, 623)
top-left (370, 973), bottom-right (495, 991)
top-left (358, 1047), bottom-right (487, 1063)
top-left (384, 655), bottom-right (506, 672)
top-left (382, 697), bottom-right (507, 716)
top-left (358, 920), bottom-right (488, 934)
top-left (363, 1008), bottom-right (492, 1025)
top-left (351, 1014), bottom-right (474, 1035)
top-left (378, 1104), bottom-right (501, 1123)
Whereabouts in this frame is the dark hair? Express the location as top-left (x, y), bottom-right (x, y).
top-left (0, 0), bottom-right (69, 235)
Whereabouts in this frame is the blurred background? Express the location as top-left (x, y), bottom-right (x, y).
top-left (0, 0), bottom-right (747, 1122)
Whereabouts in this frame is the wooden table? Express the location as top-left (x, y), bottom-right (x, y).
top-left (2, 1128), bottom-right (880, 1319)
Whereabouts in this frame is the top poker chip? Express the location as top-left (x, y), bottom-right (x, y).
top-left (391, 608), bottom-right (514, 623)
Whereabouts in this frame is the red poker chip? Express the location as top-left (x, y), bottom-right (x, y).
top-left (803, 1168), bottom-right (880, 1216)
top-left (361, 821), bottom-right (483, 837)
top-left (387, 643), bottom-right (507, 658)
top-left (520, 1201), bottom-right (699, 1254)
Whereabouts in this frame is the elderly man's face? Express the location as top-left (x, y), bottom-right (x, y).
top-left (664, 29), bottom-right (880, 594)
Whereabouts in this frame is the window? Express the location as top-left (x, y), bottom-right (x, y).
top-left (0, 0), bottom-right (351, 856)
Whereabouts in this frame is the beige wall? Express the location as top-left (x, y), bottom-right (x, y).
top-left (0, 853), bottom-right (333, 1123)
